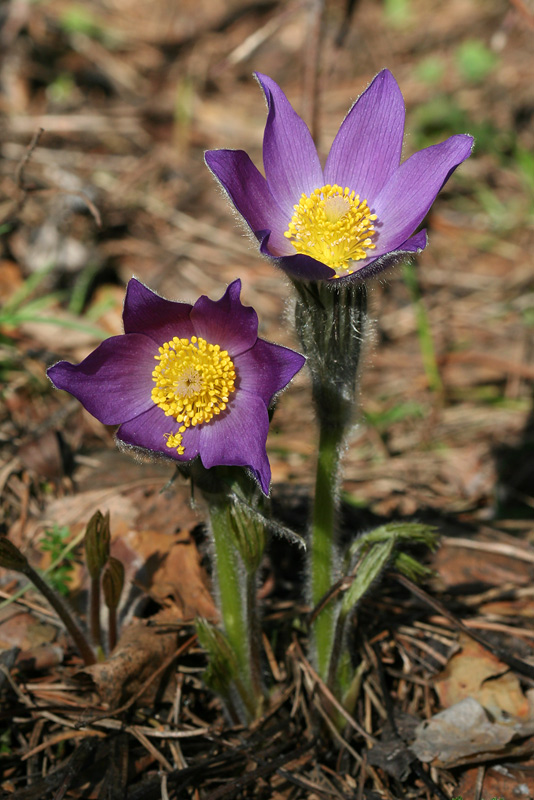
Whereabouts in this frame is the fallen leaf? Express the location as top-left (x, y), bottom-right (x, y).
top-left (74, 608), bottom-right (184, 707)
top-left (432, 540), bottom-right (532, 587)
top-left (113, 528), bottom-right (217, 620)
top-left (457, 764), bottom-right (534, 800)
top-left (0, 608), bottom-right (57, 651)
top-left (434, 634), bottom-right (530, 721)
top-left (410, 696), bottom-right (515, 766)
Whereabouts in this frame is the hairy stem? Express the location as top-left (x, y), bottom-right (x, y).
top-left (246, 569), bottom-right (264, 705)
top-left (209, 504), bottom-right (257, 720)
top-left (310, 422), bottom-right (345, 679)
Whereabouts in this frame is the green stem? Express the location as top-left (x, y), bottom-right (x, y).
top-left (246, 570), bottom-right (264, 706)
top-left (108, 606), bottom-right (117, 653)
top-left (90, 575), bottom-right (101, 648)
top-left (24, 565), bottom-right (96, 666)
top-left (310, 422), bottom-right (345, 680)
top-left (209, 504), bottom-right (256, 719)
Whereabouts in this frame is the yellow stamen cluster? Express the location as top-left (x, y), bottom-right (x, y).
top-left (284, 184), bottom-right (378, 277)
top-left (152, 335), bottom-right (236, 453)
top-left (163, 432), bottom-right (185, 454)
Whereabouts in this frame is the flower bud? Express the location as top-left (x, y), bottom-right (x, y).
top-left (102, 557), bottom-right (124, 610)
top-left (84, 510), bottom-right (110, 579)
top-left (0, 537), bottom-right (28, 572)
top-left (227, 502), bottom-right (266, 575)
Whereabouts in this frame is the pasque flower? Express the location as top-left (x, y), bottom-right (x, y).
top-left (205, 70), bottom-right (473, 282)
top-left (47, 280), bottom-right (305, 494)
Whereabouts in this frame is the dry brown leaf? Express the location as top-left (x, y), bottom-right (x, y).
top-left (18, 429), bottom-right (65, 481)
top-left (434, 634), bottom-right (531, 722)
top-left (0, 259), bottom-right (23, 302)
top-left (0, 608), bottom-right (57, 651)
top-left (75, 608), bottom-right (180, 707)
top-left (113, 528), bottom-right (217, 620)
top-left (457, 763), bottom-right (534, 800)
top-left (410, 697), bottom-right (517, 767)
top-left (432, 540), bottom-right (533, 588)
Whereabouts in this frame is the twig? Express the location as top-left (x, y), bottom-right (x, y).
top-left (15, 127), bottom-right (44, 192)
top-left (22, 729), bottom-right (106, 761)
top-left (6, 127), bottom-right (102, 229)
top-left (30, 187), bottom-right (102, 228)
top-left (204, 740), bottom-right (316, 800)
top-left (441, 535), bottom-right (534, 564)
top-left (127, 726), bottom-right (174, 771)
top-left (372, 640), bottom-right (450, 800)
top-left (395, 573), bottom-right (534, 682)
top-left (335, 0), bottom-right (361, 47)
top-left (294, 639), bottom-right (377, 744)
top-left (302, 0), bottom-right (325, 143)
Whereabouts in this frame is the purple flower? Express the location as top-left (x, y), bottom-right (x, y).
top-left (205, 70), bottom-right (473, 282)
top-left (47, 279), bottom-right (305, 494)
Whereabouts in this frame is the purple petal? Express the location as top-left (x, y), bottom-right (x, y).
top-left (204, 150), bottom-right (292, 256)
top-left (47, 334), bottom-right (156, 425)
top-left (340, 229), bottom-right (428, 283)
top-left (325, 69), bottom-right (405, 203)
top-left (199, 391), bottom-right (271, 494)
top-left (117, 405), bottom-right (200, 461)
top-left (372, 134), bottom-right (474, 257)
top-left (123, 279), bottom-right (194, 345)
top-left (256, 73), bottom-right (323, 217)
top-left (259, 233), bottom-right (336, 280)
top-left (191, 280), bottom-right (258, 356)
top-left (234, 339), bottom-right (305, 406)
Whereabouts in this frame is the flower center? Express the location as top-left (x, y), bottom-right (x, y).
top-left (284, 184), bottom-right (378, 277)
top-left (151, 335), bottom-right (236, 454)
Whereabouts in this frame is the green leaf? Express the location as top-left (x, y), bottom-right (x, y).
top-left (394, 551), bottom-right (434, 582)
top-left (384, 0), bottom-right (411, 27)
top-left (347, 522), bottom-right (438, 562)
top-left (341, 538), bottom-right (395, 616)
top-left (456, 40), bottom-right (498, 83)
top-left (416, 56), bottom-right (445, 85)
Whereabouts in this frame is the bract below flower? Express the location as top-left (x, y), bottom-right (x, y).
top-left (47, 280), bottom-right (305, 495)
top-left (205, 70), bottom-right (474, 282)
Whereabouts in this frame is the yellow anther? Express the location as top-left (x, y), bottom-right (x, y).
top-left (284, 184), bottom-right (377, 277)
top-left (152, 335), bottom-right (236, 453)
top-left (164, 432), bottom-right (185, 454)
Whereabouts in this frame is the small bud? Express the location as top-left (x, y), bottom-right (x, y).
top-left (84, 510), bottom-right (110, 579)
top-left (228, 503), bottom-right (266, 574)
top-left (0, 537), bottom-right (28, 572)
top-left (102, 557), bottom-right (124, 610)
